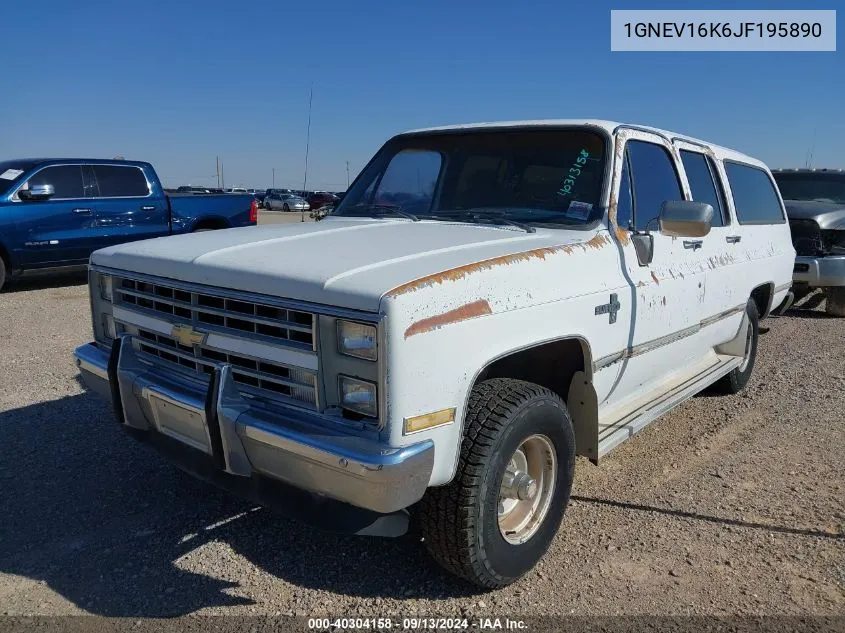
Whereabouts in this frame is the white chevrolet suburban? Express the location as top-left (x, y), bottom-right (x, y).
top-left (74, 120), bottom-right (795, 588)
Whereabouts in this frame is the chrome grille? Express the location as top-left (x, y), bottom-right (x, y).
top-left (127, 326), bottom-right (318, 408)
top-left (115, 277), bottom-right (315, 349)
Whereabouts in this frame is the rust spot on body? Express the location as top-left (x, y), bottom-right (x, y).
top-left (651, 271), bottom-right (660, 285)
top-left (404, 299), bottom-right (492, 339)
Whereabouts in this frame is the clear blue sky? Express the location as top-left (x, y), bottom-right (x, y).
top-left (2, 0), bottom-right (841, 190)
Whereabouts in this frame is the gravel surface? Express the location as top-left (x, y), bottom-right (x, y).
top-left (0, 278), bottom-right (842, 618)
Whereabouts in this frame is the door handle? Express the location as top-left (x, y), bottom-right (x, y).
top-left (141, 205), bottom-right (156, 211)
top-left (72, 208), bottom-right (92, 215)
top-left (683, 240), bottom-right (703, 250)
top-left (726, 235), bottom-right (742, 244)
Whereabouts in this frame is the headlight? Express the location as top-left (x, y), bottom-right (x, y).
top-left (98, 274), bottom-right (113, 301)
top-left (336, 320), bottom-right (377, 361)
top-left (338, 375), bottom-right (378, 417)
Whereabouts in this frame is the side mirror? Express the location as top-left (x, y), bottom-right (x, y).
top-left (18, 183), bottom-right (56, 201)
top-left (659, 200), bottom-right (713, 238)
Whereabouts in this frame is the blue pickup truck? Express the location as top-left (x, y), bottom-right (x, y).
top-left (0, 158), bottom-right (257, 291)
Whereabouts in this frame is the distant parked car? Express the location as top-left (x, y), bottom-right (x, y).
top-left (230, 187), bottom-right (248, 194)
top-left (265, 192), bottom-right (310, 212)
top-left (307, 191), bottom-right (338, 210)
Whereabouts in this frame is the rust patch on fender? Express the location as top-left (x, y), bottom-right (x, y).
top-left (585, 233), bottom-right (610, 250)
top-left (651, 271), bottom-right (660, 285)
top-left (387, 235), bottom-right (610, 297)
top-left (404, 299), bottom-right (492, 339)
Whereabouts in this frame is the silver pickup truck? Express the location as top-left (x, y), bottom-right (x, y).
top-left (773, 169), bottom-right (845, 316)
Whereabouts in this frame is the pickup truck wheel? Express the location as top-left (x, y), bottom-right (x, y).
top-left (419, 378), bottom-right (575, 588)
top-left (714, 299), bottom-right (759, 394)
top-left (824, 287), bottom-right (845, 317)
top-left (283, 204), bottom-right (290, 212)
top-left (0, 256), bottom-right (6, 292)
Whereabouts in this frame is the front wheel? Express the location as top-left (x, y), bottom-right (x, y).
top-left (0, 256), bottom-right (6, 292)
top-left (283, 204), bottom-right (290, 212)
top-left (419, 378), bottom-right (575, 588)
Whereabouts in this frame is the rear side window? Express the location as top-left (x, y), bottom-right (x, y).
top-left (27, 165), bottom-right (84, 199)
top-left (680, 150), bottom-right (727, 227)
top-left (91, 165), bottom-right (150, 197)
top-left (627, 140), bottom-right (683, 231)
top-left (725, 163), bottom-right (785, 225)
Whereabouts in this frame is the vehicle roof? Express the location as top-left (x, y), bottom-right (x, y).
top-left (11, 158), bottom-right (152, 168)
top-left (399, 119), bottom-right (766, 167)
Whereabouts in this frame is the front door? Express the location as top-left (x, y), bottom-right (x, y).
top-left (12, 164), bottom-right (98, 268)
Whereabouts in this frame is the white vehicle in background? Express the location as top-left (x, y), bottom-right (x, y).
top-left (74, 120), bottom-right (794, 588)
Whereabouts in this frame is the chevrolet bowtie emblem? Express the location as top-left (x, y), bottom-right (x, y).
top-left (170, 324), bottom-right (207, 347)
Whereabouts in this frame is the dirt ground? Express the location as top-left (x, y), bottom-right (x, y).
top-left (0, 257), bottom-right (842, 618)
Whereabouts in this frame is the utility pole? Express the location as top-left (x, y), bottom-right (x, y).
top-left (272, 168), bottom-right (275, 188)
top-left (346, 161), bottom-right (350, 188)
top-left (221, 162), bottom-right (224, 190)
top-left (302, 86), bottom-right (313, 222)
top-left (216, 156), bottom-right (220, 189)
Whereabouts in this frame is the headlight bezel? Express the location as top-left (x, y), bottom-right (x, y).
top-left (336, 319), bottom-right (378, 361)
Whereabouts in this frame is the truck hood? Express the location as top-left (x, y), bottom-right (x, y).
top-left (784, 200), bottom-right (845, 230)
top-left (91, 217), bottom-right (594, 312)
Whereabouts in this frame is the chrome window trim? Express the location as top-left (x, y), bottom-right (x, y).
top-left (92, 265), bottom-right (382, 322)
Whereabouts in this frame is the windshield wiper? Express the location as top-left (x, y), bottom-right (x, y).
top-left (445, 209), bottom-right (536, 233)
top-left (348, 203), bottom-right (419, 221)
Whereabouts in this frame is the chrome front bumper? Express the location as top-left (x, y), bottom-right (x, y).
top-left (74, 338), bottom-right (434, 517)
top-left (793, 255), bottom-right (845, 287)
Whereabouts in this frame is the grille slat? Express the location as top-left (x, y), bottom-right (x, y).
top-left (113, 275), bottom-right (319, 410)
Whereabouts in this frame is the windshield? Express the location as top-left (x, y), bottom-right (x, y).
top-left (0, 160), bottom-right (36, 196)
top-left (333, 128), bottom-right (607, 227)
top-left (774, 173), bottom-right (845, 205)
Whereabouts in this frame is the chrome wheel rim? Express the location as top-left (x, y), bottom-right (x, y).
top-left (498, 434), bottom-right (557, 544)
top-left (739, 319), bottom-right (754, 372)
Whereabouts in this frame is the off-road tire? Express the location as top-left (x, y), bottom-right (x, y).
top-left (0, 256), bottom-right (6, 292)
top-left (824, 287), bottom-right (845, 317)
top-left (419, 378), bottom-right (575, 588)
top-left (714, 299), bottom-right (759, 394)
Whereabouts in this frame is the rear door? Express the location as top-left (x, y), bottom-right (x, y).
top-left (11, 164), bottom-right (98, 267)
top-left (87, 164), bottom-right (169, 248)
top-left (675, 143), bottom-right (745, 347)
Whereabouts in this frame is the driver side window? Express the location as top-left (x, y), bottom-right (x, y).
top-left (26, 165), bottom-right (84, 199)
top-left (627, 140), bottom-right (683, 231)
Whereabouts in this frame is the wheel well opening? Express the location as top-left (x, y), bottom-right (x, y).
top-left (477, 339), bottom-right (587, 405)
top-left (751, 283), bottom-right (773, 318)
top-left (192, 218), bottom-right (229, 231)
top-left (0, 244), bottom-right (11, 274)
